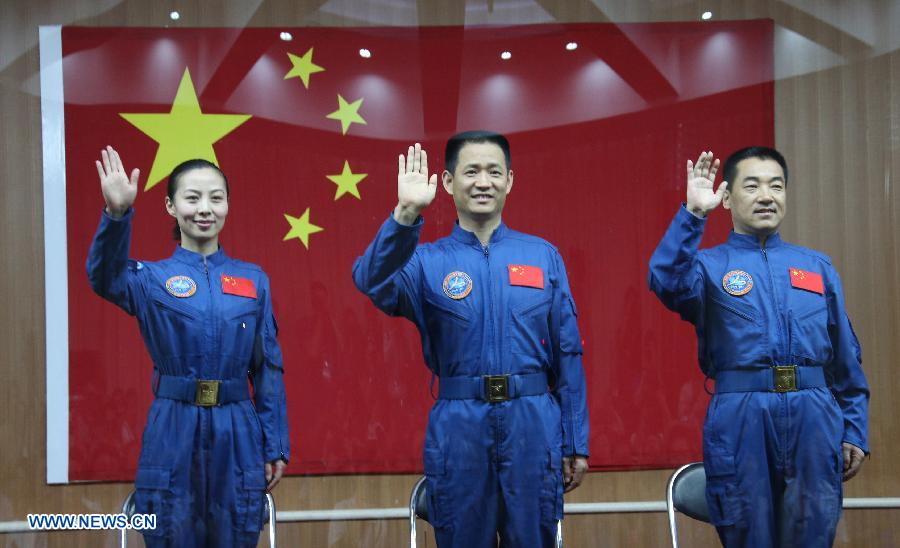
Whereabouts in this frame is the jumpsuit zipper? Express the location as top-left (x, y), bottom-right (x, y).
top-left (762, 244), bottom-right (791, 470)
top-left (203, 255), bottom-right (216, 377)
top-left (761, 246), bottom-right (790, 362)
top-left (483, 243), bottom-right (499, 375)
top-left (483, 241), bottom-right (504, 467)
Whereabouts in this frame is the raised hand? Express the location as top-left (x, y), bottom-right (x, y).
top-left (96, 145), bottom-right (139, 219)
top-left (685, 151), bottom-right (727, 217)
top-left (394, 143), bottom-right (437, 226)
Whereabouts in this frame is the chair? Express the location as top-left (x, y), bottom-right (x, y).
top-left (409, 475), bottom-right (563, 548)
top-left (119, 489), bottom-right (277, 547)
top-left (666, 462), bottom-right (710, 548)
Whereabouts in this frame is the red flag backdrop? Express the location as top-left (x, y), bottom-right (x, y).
top-left (56, 22), bottom-right (773, 481)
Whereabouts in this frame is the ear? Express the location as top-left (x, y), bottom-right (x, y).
top-left (505, 169), bottom-right (514, 195)
top-left (442, 170), bottom-right (453, 195)
top-left (165, 196), bottom-right (177, 218)
top-left (722, 188), bottom-right (732, 210)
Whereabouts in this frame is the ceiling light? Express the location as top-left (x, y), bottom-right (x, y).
top-left (500, 51), bottom-right (512, 60)
top-left (359, 48), bottom-right (372, 59)
top-left (280, 32), bottom-right (293, 41)
top-left (701, 11), bottom-right (712, 20)
top-left (169, 11), bottom-right (180, 21)
top-left (566, 42), bottom-right (578, 51)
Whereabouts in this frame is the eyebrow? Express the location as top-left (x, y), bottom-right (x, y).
top-left (742, 176), bottom-right (784, 183)
top-left (463, 162), bottom-right (504, 170)
top-left (181, 187), bottom-right (226, 194)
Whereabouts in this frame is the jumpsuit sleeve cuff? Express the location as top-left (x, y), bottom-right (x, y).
top-left (101, 206), bottom-right (135, 222)
top-left (842, 438), bottom-right (869, 455)
top-left (265, 449), bottom-right (289, 464)
top-left (679, 203), bottom-right (709, 224)
top-left (386, 211), bottom-right (424, 230)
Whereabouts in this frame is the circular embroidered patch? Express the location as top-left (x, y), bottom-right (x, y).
top-left (722, 270), bottom-right (753, 296)
top-left (165, 275), bottom-right (197, 298)
top-left (442, 271), bottom-right (473, 300)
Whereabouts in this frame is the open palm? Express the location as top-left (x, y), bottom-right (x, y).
top-left (686, 151), bottom-right (727, 217)
top-left (96, 145), bottom-right (139, 218)
top-left (397, 143), bottom-right (437, 212)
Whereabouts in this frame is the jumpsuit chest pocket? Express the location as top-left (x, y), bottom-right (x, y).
top-left (221, 300), bottom-right (259, 360)
top-left (510, 288), bottom-right (552, 359)
top-left (706, 293), bottom-right (768, 366)
top-left (151, 288), bottom-right (202, 321)
top-left (423, 291), bottom-right (477, 365)
top-left (789, 293), bottom-right (830, 362)
top-left (148, 288), bottom-right (204, 357)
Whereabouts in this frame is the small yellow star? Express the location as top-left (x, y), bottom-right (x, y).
top-left (284, 47), bottom-right (325, 89)
top-left (327, 161), bottom-right (368, 200)
top-left (283, 208), bottom-right (324, 249)
top-left (326, 94), bottom-right (367, 135)
top-left (120, 68), bottom-right (251, 191)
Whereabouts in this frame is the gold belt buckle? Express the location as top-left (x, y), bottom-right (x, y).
top-left (195, 380), bottom-right (221, 406)
top-left (484, 375), bottom-right (510, 403)
top-left (773, 366), bottom-right (797, 393)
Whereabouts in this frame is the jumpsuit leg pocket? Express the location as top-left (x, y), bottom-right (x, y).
top-left (828, 450), bottom-right (845, 521)
top-left (235, 469), bottom-right (267, 532)
top-left (540, 450), bottom-right (564, 524)
top-left (134, 467), bottom-right (172, 538)
top-left (704, 453), bottom-right (744, 527)
top-left (423, 447), bottom-right (451, 530)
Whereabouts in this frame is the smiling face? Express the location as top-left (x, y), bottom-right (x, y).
top-left (723, 157), bottom-right (787, 237)
top-left (442, 141), bottom-right (513, 225)
top-left (165, 167), bottom-right (229, 253)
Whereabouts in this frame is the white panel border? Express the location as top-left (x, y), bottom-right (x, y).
top-left (39, 25), bottom-right (69, 485)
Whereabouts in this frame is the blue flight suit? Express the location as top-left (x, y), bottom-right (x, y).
top-left (649, 207), bottom-right (869, 547)
top-left (87, 209), bottom-right (290, 547)
top-left (353, 215), bottom-right (589, 548)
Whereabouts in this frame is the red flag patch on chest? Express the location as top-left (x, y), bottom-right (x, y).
top-left (508, 265), bottom-right (544, 289)
top-left (221, 274), bottom-right (257, 298)
top-left (789, 268), bottom-right (824, 295)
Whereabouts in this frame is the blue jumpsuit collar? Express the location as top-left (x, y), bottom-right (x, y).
top-left (450, 221), bottom-right (508, 247)
top-left (172, 245), bottom-right (228, 267)
top-left (726, 230), bottom-right (783, 250)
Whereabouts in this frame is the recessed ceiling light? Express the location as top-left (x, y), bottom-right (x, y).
top-left (701, 11), bottom-right (712, 20)
top-left (169, 11), bottom-right (180, 21)
top-left (280, 32), bottom-right (293, 41)
top-left (359, 48), bottom-right (372, 59)
top-left (500, 51), bottom-right (512, 60)
top-left (566, 42), bottom-right (578, 51)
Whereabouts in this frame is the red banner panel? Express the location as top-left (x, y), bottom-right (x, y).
top-left (58, 22), bottom-right (773, 480)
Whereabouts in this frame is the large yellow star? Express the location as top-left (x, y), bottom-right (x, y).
top-left (326, 94), bottom-right (367, 135)
top-left (283, 208), bottom-right (324, 249)
top-left (284, 48), bottom-right (325, 89)
top-left (120, 69), bottom-right (251, 192)
top-left (327, 161), bottom-right (368, 200)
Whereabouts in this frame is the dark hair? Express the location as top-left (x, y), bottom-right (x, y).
top-left (444, 130), bottom-right (511, 175)
top-left (723, 146), bottom-right (788, 191)
top-left (166, 159), bottom-right (229, 240)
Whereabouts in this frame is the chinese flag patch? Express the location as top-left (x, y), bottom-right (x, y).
top-left (789, 268), bottom-right (824, 295)
top-left (508, 265), bottom-right (544, 289)
top-left (221, 274), bottom-right (257, 298)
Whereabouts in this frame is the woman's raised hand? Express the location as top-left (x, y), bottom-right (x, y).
top-left (96, 145), bottom-right (139, 218)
